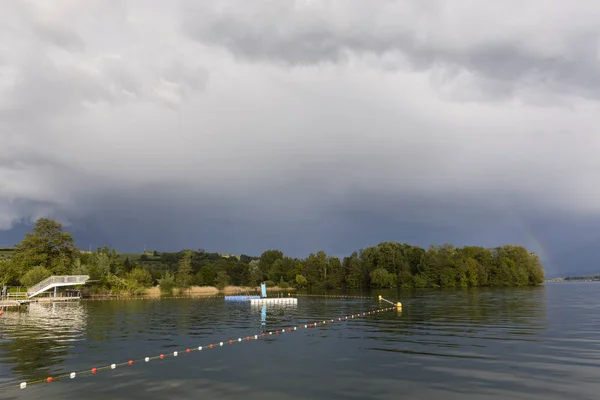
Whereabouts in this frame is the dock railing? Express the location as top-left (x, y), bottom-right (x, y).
top-left (27, 275), bottom-right (89, 298)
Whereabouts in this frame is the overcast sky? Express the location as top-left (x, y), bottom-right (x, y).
top-left (1, 0), bottom-right (599, 276)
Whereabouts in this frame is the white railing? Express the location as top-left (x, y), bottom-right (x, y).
top-left (27, 275), bottom-right (89, 297)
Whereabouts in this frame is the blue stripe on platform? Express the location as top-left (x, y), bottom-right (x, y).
top-left (224, 295), bottom-right (261, 301)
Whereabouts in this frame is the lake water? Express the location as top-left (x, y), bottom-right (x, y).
top-left (0, 283), bottom-right (599, 400)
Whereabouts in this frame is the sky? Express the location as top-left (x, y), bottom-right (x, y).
top-left (1, 0), bottom-right (599, 277)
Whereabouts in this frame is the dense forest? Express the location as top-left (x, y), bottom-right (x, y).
top-left (0, 218), bottom-right (545, 295)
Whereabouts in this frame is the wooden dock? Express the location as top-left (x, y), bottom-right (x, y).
top-left (0, 297), bottom-right (80, 309)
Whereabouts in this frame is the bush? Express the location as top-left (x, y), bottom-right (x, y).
top-left (124, 268), bottom-right (153, 295)
top-left (158, 271), bottom-right (176, 294)
top-left (264, 280), bottom-right (276, 287)
top-left (278, 279), bottom-right (289, 289)
top-left (127, 268), bottom-right (153, 288)
top-left (20, 266), bottom-right (52, 287)
top-left (295, 274), bottom-right (307, 288)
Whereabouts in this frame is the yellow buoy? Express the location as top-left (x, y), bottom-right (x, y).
top-left (396, 302), bottom-right (402, 310)
top-left (378, 295), bottom-right (382, 301)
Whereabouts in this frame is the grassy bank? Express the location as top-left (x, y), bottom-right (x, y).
top-left (115, 285), bottom-right (297, 297)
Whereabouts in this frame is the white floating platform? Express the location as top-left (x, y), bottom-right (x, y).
top-left (250, 297), bottom-right (298, 305)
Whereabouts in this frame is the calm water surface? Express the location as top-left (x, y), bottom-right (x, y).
top-left (0, 283), bottom-right (599, 399)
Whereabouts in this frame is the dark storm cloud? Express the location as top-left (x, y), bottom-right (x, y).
top-left (1, 0), bottom-right (599, 276)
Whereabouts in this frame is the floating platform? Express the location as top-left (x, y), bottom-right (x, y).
top-left (224, 295), bottom-right (261, 301)
top-left (250, 297), bottom-right (298, 305)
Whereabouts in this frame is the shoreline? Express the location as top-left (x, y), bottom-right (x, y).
top-left (85, 285), bottom-right (296, 299)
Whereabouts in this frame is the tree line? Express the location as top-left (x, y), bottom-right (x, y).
top-left (0, 218), bottom-right (545, 294)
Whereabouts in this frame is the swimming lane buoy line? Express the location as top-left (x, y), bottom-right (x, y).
top-left (77, 294), bottom-right (375, 302)
top-left (0, 306), bottom-right (397, 392)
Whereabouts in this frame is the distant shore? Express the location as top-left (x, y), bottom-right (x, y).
top-left (545, 277), bottom-right (600, 283)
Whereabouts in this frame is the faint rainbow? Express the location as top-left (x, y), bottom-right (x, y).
top-left (505, 209), bottom-right (553, 274)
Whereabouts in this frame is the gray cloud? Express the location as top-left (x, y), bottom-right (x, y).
top-left (0, 1), bottom-right (599, 275)
top-left (182, 0), bottom-right (600, 101)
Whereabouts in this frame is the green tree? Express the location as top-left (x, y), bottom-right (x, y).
top-left (369, 267), bottom-right (395, 288)
top-left (176, 251), bottom-right (193, 289)
top-left (71, 258), bottom-right (88, 275)
top-left (10, 218), bottom-right (78, 276)
top-left (88, 251), bottom-right (111, 281)
top-left (123, 257), bottom-right (132, 273)
top-left (215, 271), bottom-right (230, 290)
top-left (303, 251), bottom-right (329, 288)
top-left (342, 253), bottom-right (363, 289)
top-left (195, 266), bottom-right (216, 286)
top-left (258, 250), bottom-right (283, 279)
top-left (248, 260), bottom-right (262, 286)
top-left (0, 259), bottom-right (18, 286)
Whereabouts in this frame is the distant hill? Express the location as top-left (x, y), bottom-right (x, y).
top-left (0, 247), bottom-right (13, 260)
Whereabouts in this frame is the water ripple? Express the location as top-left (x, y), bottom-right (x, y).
top-left (1, 284), bottom-right (600, 399)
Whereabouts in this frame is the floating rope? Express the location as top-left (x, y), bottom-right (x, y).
top-left (77, 294), bottom-right (375, 302)
top-left (0, 305), bottom-right (397, 392)
top-left (81, 295), bottom-right (222, 301)
top-left (295, 294), bottom-right (374, 300)
top-left (5, 293), bottom-right (377, 304)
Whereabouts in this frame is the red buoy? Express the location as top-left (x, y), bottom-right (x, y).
top-left (46, 377), bottom-right (53, 383)
top-left (91, 368), bottom-right (97, 374)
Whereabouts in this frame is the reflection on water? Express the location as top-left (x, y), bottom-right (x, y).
top-left (249, 302), bottom-right (298, 330)
top-left (0, 302), bottom-right (87, 382)
top-left (2, 285), bottom-right (600, 400)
